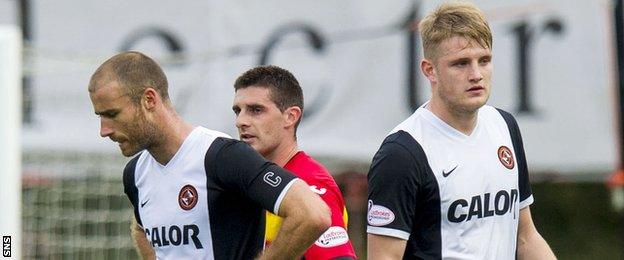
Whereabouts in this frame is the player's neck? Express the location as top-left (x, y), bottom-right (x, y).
top-left (148, 110), bottom-right (195, 166)
top-left (427, 99), bottom-right (478, 136)
top-left (266, 139), bottom-right (299, 167)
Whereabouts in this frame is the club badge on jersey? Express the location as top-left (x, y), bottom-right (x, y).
top-left (498, 146), bottom-right (515, 169)
top-left (179, 185), bottom-right (199, 210)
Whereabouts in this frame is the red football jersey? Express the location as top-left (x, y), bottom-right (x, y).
top-left (265, 151), bottom-right (356, 259)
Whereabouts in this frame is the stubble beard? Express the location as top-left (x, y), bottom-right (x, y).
top-left (125, 110), bottom-right (161, 157)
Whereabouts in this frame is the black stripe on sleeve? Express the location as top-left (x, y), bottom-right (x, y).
top-left (122, 155), bottom-right (142, 226)
top-left (368, 131), bottom-right (442, 259)
top-left (496, 108), bottom-right (532, 202)
top-left (205, 137), bottom-right (297, 213)
top-left (203, 137), bottom-right (298, 259)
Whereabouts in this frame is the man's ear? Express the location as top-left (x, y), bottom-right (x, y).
top-left (421, 58), bottom-right (437, 85)
top-left (284, 106), bottom-right (302, 128)
top-left (141, 87), bottom-right (159, 110)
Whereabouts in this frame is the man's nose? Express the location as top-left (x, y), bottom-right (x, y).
top-left (100, 118), bottom-right (113, 137)
top-left (468, 63), bottom-right (483, 82)
top-left (235, 112), bottom-right (250, 129)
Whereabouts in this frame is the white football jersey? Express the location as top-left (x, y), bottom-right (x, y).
top-left (367, 105), bottom-right (533, 259)
top-left (123, 127), bottom-right (298, 259)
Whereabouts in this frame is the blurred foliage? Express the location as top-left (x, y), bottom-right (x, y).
top-left (531, 182), bottom-right (622, 260)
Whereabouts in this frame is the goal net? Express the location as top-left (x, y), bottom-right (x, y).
top-left (22, 152), bottom-right (138, 259)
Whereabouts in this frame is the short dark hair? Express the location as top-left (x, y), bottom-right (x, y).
top-left (89, 51), bottom-right (169, 104)
top-left (234, 65), bottom-right (304, 129)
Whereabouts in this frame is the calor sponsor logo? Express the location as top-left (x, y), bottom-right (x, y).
top-left (367, 200), bottom-right (395, 226)
top-left (314, 226), bottom-right (349, 248)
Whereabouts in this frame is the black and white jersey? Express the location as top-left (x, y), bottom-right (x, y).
top-left (367, 105), bottom-right (533, 259)
top-left (123, 127), bottom-right (298, 260)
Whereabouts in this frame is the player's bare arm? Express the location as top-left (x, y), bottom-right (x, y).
top-left (517, 207), bottom-right (556, 260)
top-left (367, 234), bottom-right (407, 260)
top-left (257, 179), bottom-right (331, 259)
top-left (130, 218), bottom-right (155, 260)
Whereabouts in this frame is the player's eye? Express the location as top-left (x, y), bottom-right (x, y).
top-left (479, 57), bottom-right (491, 65)
top-left (100, 111), bottom-right (117, 119)
top-left (98, 112), bottom-right (115, 119)
top-left (453, 60), bottom-right (468, 67)
top-left (232, 108), bottom-right (240, 115)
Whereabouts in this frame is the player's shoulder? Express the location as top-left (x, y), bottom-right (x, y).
top-left (369, 130), bottom-right (431, 181)
top-left (286, 151), bottom-right (332, 180)
top-left (205, 135), bottom-right (264, 170)
top-left (479, 105), bottom-right (520, 133)
top-left (206, 136), bottom-right (247, 156)
top-left (384, 130), bottom-right (417, 145)
top-left (170, 126), bottom-right (235, 160)
top-left (378, 130), bottom-right (424, 159)
top-left (480, 105), bottom-right (515, 122)
top-left (196, 126), bottom-right (239, 155)
top-left (388, 105), bottom-right (449, 150)
top-left (390, 107), bottom-right (427, 134)
top-left (287, 152), bottom-right (344, 204)
top-left (194, 126), bottom-right (231, 141)
top-left (288, 151), bottom-right (325, 171)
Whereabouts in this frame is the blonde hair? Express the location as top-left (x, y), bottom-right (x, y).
top-left (419, 1), bottom-right (492, 59)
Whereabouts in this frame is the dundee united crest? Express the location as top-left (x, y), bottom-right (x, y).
top-left (178, 185), bottom-right (198, 210)
top-left (497, 146), bottom-right (515, 170)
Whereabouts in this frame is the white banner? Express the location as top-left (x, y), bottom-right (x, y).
top-left (2, 0), bottom-right (617, 174)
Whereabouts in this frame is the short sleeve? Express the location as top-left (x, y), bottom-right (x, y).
top-left (367, 138), bottom-right (421, 240)
top-left (496, 108), bottom-right (533, 208)
top-left (205, 137), bottom-right (298, 214)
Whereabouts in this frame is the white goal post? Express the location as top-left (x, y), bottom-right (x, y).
top-left (0, 25), bottom-right (21, 260)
